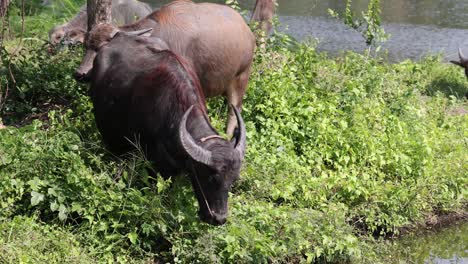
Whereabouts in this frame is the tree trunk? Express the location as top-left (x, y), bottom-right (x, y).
top-left (87, 0), bottom-right (112, 32)
top-left (0, 0), bottom-right (9, 17)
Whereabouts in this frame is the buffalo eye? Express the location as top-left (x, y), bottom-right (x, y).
top-left (218, 164), bottom-right (228, 174)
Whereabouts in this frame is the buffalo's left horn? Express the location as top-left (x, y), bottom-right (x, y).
top-left (231, 105), bottom-right (246, 160)
top-left (459, 48), bottom-right (468, 64)
top-left (179, 105), bottom-right (214, 166)
top-left (126, 28), bottom-right (153, 37)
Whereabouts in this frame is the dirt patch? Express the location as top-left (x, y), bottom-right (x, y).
top-left (448, 104), bottom-right (468, 116)
top-left (2, 102), bottom-right (67, 129)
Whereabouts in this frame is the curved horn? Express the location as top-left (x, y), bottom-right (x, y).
top-left (126, 28), bottom-right (153, 37)
top-left (179, 105), bottom-right (214, 166)
top-left (110, 28), bottom-right (120, 39)
top-left (459, 48), bottom-right (468, 63)
top-left (231, 105), bottom-right (247, 159)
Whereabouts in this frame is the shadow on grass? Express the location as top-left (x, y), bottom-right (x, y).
top-left (426, 71), bottom-right (467, 99)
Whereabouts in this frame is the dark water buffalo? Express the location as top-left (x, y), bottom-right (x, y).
top-left (75, 0), bottom-right (255, 136)
top-left (87, 28), bottom-right (246, 225)
top-left (451, 48), bottom-right (468, 78)
top-left (49, 0), bottom-right (152, 45)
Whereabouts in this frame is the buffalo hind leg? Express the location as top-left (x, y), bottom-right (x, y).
top-left (226, 68), bottom-right (251, 137)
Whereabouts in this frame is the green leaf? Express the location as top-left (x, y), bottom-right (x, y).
top-left (128, 232), bottom-right (138, 244)
top-left (58, 204), bottom-right (68, 221)
top-left (31, 191), bottom-right (44, 206)
top-left (50, 200), bottom-right (59, 211)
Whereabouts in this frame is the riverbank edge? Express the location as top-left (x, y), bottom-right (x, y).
top-left (392, 207), bottom-right (467, 238)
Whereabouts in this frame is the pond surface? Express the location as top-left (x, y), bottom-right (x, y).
top-left (143, 0), bottom-right (468, 62)
top-left (384, 221), bottom-right (468, 264)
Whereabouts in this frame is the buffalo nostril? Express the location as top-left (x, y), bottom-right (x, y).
top-left (215, 217), bottom-right (227, 225)
top-left (73, 71), bottom-right (82, 81)
top-left (212, 213), bottom-right (227, 225)
top-left (199, 211), bottom-right (228, 226)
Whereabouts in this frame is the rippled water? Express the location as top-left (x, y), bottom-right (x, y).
top-left (142, 0), bottom-right (468, 62)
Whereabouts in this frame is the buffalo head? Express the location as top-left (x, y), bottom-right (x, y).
top-left (74, 24), bottom-right (153, 82)
top-left (63, 28), bottom-right (86, 46)
top-left (49, 25), bottom-right (85, 47)
top-left (179, 105), bottom-right (246, 225)
top-left (450, 48), bottom-right (468, 78)
top-left (49, 25), bottom-right (66, 46)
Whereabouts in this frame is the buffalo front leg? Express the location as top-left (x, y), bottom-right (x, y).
top-left (226, 68), bottom-right (251, 137)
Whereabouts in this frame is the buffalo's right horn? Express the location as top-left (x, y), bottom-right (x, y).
top-left (179, 105), bottom-right (214, 166)
top-left (231, 105), bottom-right (246, 160)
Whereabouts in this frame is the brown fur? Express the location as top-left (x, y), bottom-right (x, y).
top-left (85, 25), bottom-right (116, 50)
top-left (251, 0), bottom-right (275, 37)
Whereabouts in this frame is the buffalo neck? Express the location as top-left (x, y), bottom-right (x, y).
top-left (66, 6), bottom-right (87, 30)
top-left (118, 11), bottom-right (159, 33)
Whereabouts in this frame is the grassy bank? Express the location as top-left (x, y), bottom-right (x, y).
top-left (1, 2), bottom-right (467, 263)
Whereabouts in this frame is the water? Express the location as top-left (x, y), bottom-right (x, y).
top-left (384, 222), bottom-right (468, 264)
top-left (142, 0), bottom-right (468, 62)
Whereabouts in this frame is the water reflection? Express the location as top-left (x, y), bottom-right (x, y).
top-left (384, 222), bottom-right (468, 264)
top-left (142, 0), bottom-right (468, 62)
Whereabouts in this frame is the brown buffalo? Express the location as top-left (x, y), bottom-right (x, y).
top-left (75, 0), bottom-right (256, 136)
top-left (87, 29), bottom-right (246, 225)
top-left (251, 0), bottom-right (276, 37)
top-left (49, 0), bottom-right (152, 46)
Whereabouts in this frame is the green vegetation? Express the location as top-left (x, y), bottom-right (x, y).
top-left (3, 0), bottom-right (82, 39)
top-left (1, 1), bottom-right (467, 263)
top-left (0, 216), bottom-right (96, 263)
top-left (328, 0), bottom-right (389, 47)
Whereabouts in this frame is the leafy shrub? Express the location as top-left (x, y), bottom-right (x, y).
top-left (0, 215), bottom-right (96, 263)
top-left (0, 42), bottom-right (84, 124)
top-left (0, 33), bottom-right (467, 264)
